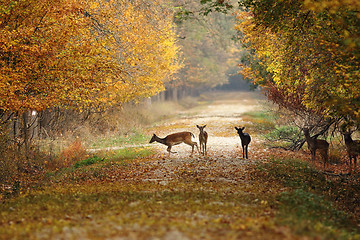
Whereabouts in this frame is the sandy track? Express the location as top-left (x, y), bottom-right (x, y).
top-left (148, 91), bottom-right (265, 159)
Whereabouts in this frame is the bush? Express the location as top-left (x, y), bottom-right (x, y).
top-left (266, 125), bottom-right (300, 140)
top-left (0, 129), bottom-right (50, 199)
top-left (60, 139), bottom-right (87, 167)
top-left (265, 126), bottom-right (303, 150)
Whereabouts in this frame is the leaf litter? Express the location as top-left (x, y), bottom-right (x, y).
top-left (1, 92), bottom-right (359, 240)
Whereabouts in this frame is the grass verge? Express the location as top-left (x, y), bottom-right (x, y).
top-left (252, 157), bottom-right (360, 239)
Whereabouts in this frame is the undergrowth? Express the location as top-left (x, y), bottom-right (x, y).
top-left (252, 157), bottom-right (360, 239)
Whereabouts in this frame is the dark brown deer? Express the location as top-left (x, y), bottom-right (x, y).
top-left (197, 125), bottom-right (208, 155)
top-left (343, 131), bottom-right (360, 173)
top-left (303, 128), bottom-right (329, 168)
top-left (235, 126), bottom-right (251, 159)
top-left (149, 132), bottom-right (198, 156)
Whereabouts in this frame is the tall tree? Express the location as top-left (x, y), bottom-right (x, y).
top-left (236, 0), bottom-right (360, 123)
top-left (0, 0), bottom-right (180, 112)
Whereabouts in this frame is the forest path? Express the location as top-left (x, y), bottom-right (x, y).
top-left (134, 91), bottom-right (272, 195)
top-left (145, 91), bottom-right (266, 162)
top-left (4, 92), bottom-right (357, 240)
top-left (36, 91), bottom-right (290, 240)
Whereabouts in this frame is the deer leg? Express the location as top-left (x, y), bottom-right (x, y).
top-left (355, 156), bottom-right (357, 172)
top-left (242, 145), bottom-right (245, 159)
top-left (245, 145), bottom-right (248, 159)
top-left (195, 142), bottom-right (199, 154)
top-left (311, 149), bottom-right (316, 162)
top-left (351, 155), bottom-right (357, 173)
top-left (167, 146), bottom-right (176, 155)
top-left (204, 142), bottom-right (207, 155)
top-left (191, 142), bottom-right (199, 156)
top-left (348, 155), bottom-right (353, 174)
top-left (324, 150), bottom-right (328, 169)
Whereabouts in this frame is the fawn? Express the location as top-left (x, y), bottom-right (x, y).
top-left (235, 127), bottom-right (251, 159)
top-left (343, 131), bottom-right (360, 173)
top-left (149, 132), bottom-right (198, 156)
top-left (197, 125), bottom-right (208, 155)
top-left (303, 128), bottom-right (329, 168)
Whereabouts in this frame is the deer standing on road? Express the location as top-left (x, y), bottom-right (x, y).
top-left (303, 128), bottom-right (329, 168)
top-left (197, 125), bottom-right (208, 155)
top-left (235, 127), bottom-right (251, 159)
top-left (343, 131), bottom-right (360, 173)
top-left (149, 132), bottom-right (199, 156)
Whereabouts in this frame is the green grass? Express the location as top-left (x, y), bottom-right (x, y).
top-left (73, 156), bottom-right (104, 169)
top-left (242, 110), bottom-right (277, 133)
top-left (1, 145), bottom-right (359, 240)
top-left (0, 180), bottom-right (277, 240)
top-left (104, 146), bottom-right (155, 161)
top-left (90, 130), bottom-right (149, 148)
top-left (243, 111), bottom-right (277, 122)
top-left (253, 157), bottom-right (360, 239)
top-left (277, 189), bottom-right (355, 239)
top-left (44, 146), bottom-right (156, 185)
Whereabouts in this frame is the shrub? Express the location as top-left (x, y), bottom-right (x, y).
top-left (60, 139), bottom-right (87, 167)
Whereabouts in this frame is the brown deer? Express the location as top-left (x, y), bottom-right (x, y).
top-left (235, 127), bottom-right (251, 159)
top-left (149, 132), bottom-right (199, 156)
top-left (343, 131), bottom-right (360, 173)
top-left (303, 128), bottom-right (329, 168)
top-left (196, 125), bottom-right (208, 155)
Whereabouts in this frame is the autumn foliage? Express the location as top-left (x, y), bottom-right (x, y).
top-left (236, 0), bottom-right (360, 123)
top-left (0, 0), bottom-right (180, 112)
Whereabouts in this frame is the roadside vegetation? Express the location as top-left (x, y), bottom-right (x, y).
top-left (1, 93), bottom-right (359, 239)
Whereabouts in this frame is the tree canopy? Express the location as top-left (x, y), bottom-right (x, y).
top-left (236, 0), bottom-right (360, 123)
top-left (0, 0), bottom-right (180, 112)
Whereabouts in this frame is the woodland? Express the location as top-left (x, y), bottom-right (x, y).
top-left (0, 0), bottom-right (360, 239)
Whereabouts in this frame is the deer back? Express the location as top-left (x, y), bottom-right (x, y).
top-left (303, 128), bottom-right (328, 150)
top-left (344, 133), bottom-right (360, 154)
top-left (165, 131), bottom-right (194, 145)
top-left (235, 127), bottom-right (251, 145)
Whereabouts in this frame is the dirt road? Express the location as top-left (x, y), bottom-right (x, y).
top-left (141, 91), bottom-right (268, 189)
top-left (147, 91), bottom-right (266, 159)
top-left (3, 91), bottom-right (358, 240)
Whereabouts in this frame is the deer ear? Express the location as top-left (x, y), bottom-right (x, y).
top-left (204, 125), bottom-right (206, 128)
top-left (241, 127), bottom-right (245, 130)
top-left (235, 127), bottom-right (238, 130)
top-left (196, 125), bottom-right (200, 128)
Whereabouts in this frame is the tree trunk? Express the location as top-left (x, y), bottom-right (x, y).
top-left (22, 111), bottom-right (29, 156)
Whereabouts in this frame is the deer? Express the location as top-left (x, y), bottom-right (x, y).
top-left (196, 125), bottom-right (208, 155)
top-left (342, 131), bottom-right (360, 173)
top-left (302, 128), bottom-right (329, 168)
top-left (149, 131), bottom-right (199, 156)
top-left (235, 127), bottom-right (251, 159)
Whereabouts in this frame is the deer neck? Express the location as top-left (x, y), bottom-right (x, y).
top-left (155, 136), bottom-right (167, 145)
top-left (239, 133), bottom-right (246, 139)
top-left (344, 134), bottom-right (353, 144)
top-left (304, 132), bottom-right (314, 144)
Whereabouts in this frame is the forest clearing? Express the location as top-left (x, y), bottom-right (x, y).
top-left (1, 92), bottom-right (359, 240)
